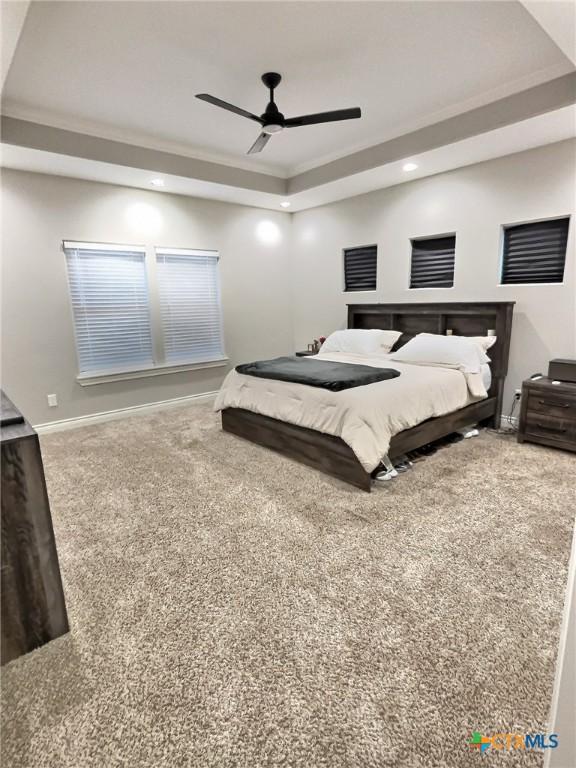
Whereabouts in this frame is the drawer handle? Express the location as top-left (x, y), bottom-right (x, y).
top-left (536, 422), bottom-right (567, 434)
top-left (537, 400), bottom-right (570, 408)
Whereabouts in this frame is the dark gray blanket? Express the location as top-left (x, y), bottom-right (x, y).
top-left (235, 356), bottom-right (400, 392)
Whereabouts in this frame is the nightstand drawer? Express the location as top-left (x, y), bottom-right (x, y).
top-left (527, 391), bottom-right (576, 419)
top-left (525, 413), bottom-right (576, 443)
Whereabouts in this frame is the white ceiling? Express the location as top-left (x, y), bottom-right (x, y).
top-left (2, 0), bottom-right (573, 175)
top-left (0, 0), bottom-right (30, 92)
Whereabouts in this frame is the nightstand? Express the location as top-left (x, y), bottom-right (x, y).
top-left (518, 377), bottom-right (576, 453)
top-left (295, 350), bottom-right (316, 357)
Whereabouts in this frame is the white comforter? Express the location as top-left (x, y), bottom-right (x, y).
top-left (214, 352), bottom-right (487, 472)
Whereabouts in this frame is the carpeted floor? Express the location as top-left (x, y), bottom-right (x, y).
top-left (1, 402), bottom-right (575, 768)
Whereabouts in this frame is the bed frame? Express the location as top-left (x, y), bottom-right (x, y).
top-left (222, 302), bottom-right (515, 491)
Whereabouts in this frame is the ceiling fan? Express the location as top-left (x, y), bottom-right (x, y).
top-left (196, 72), bottom-right (362, 155)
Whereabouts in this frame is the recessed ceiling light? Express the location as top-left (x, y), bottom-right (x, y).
top-left (150, 178), bottom-right (165, 187)
top-left (402, 163), bottom-right (418, 172)
top-left (280, 201), bottom-right (291, 208)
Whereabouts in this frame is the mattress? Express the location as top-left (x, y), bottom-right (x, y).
top-left (215, 351), bottom-right (489, 472)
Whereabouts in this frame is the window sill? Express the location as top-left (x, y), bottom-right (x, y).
top-left (498, 282), bottom-right (565, 287)
top-left (77, 358), bottom-right (229, 386)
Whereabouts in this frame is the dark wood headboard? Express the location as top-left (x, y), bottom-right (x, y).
top-left (347, 302), bottom-right (515, 404)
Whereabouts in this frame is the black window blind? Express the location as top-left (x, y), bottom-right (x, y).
top-left (410, 235), bottom-right (455, 289)
top-left (344, 245), bottom-right (377, 291)
top-left (501, 218), bottom-right (569, 285)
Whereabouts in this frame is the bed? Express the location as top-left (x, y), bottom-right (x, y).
top-left (217, 302), bottom-right (514, 491)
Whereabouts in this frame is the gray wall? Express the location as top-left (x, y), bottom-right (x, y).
top-left (291, 140), bottom-right (576, 407)
top-left (1, 140), bottom-right (575, 426)
top-left (1, 170), bottom-right (293, 424)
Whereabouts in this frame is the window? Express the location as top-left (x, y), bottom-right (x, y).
top-left (64, 241), bottom-right (226, 381)
top-left (64, 242), bottom-right (154, 375)
top-left (410, 235), bottom-right (456, 289)
top-left (501, 217), bottom-right (569, 285)
top-left (156, 248), bottom-right (224, 364)
top-left (343, 245), bottom-right (377, 292)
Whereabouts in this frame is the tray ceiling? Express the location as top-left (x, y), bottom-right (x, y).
top-left (2, 1), bottom-right (573, 175)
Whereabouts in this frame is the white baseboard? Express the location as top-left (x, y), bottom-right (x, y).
top-left (34, 391), bottom-right (218, 434)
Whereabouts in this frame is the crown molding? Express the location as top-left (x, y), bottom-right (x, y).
top-left (0, 101), bottom-right (286, 178)
top-left (288, 61), bottom-right (573, 175)
top-left (0, 116), bottom-right (288, 195)
top-left (289, 72), bottom-right (576, 193)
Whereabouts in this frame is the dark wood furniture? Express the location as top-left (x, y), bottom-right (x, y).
top-left (518, 377), bottom-right (576, 453)
top-left (295, 350), bottom-right (316, 357)
top-left (548, 358), bottom-right (576, 383)
top-left (1, 391), bottom-right (69, 665)
top-left (222, 302), bottom-right (515, 491)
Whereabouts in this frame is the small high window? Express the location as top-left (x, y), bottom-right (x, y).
top-left (501, 218), bottom-right (569, 285)
top-left (343, 245), bottom-right (377, 292)
top-left (410, 235), bottom-right (456, 289)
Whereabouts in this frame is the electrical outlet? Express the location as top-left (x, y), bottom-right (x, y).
top-left (47, 394), bottom-right (58, 407)
top-left (514, 389), bottom-right (522, 399)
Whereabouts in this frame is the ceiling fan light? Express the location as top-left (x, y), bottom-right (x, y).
top-left (263, 124), bottom-right (283, 135)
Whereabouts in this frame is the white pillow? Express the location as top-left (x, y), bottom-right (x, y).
top-left (419, 332), bottom-right (496, 361)
top-left (389, 333), bottom-right (489, 373)
top-left (451, 334), bottom-right (497, 353)
top-left (321, 328), bottom-right (401, 356)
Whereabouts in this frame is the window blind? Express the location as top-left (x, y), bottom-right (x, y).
top-left (156, 248), bottom-right (224, 364)
top-left (344, 245), bottom-right (377, 291)
top-left (64, 242), bottom-right (154, 374)
top-left (501, 218), bottom-right (569, 285)
top-left (410, 235), bottom-right (456, 289)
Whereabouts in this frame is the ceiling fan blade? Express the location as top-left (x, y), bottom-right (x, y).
top-left (247, 133), bottom-right (271, 155)
top-left (285, 107), bottom-right (361, 127)
top-left (195, 94), bottom-right (263, 123)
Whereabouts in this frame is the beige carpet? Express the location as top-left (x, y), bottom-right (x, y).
top-left (2, 402), bottom-right (575, 768)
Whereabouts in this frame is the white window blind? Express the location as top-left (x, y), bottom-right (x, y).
top-left (64, 242), bottom-right (154, 375)
top-left (156, 248), bottom-right (225, 364)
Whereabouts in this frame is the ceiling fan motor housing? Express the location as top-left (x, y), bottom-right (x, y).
top-left (262, 106), bottom-right (285, 133)
top-left (261, 73), bottom-right (284, 132)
